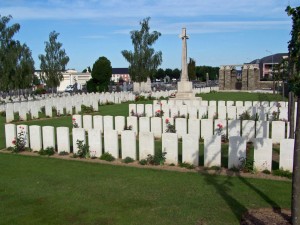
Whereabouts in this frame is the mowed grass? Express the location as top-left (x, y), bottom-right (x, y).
top-left (0, 153), bottom-right (291, 225)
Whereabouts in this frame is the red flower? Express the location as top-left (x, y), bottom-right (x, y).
top-left (165, 118), bottom-right (169, 124)
top-left (217, 123), bottom-right (223, 129)
top-left (72, 118), bottom-right (76, 120)
top-left (156, 110), bottom-right (161, 113)
top-left (12, 140), bottom-right (16, 145)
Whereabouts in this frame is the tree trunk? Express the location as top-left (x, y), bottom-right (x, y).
top-left (292, 96), bottom-right (300, 225)
top-left (289, 92), bottom-right (295, 138)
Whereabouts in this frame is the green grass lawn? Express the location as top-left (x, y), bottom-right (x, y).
top-left (0, 153), bottom-right (291, 225)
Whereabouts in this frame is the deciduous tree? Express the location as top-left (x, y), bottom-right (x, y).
top-left (121, 17), bottom-right (162, 82)
top-left (188, 58), bottom-right (196, 80)
top-left (39, 31), bottom-right (69, 92)
top-left (286, 5), bottom-right (300, 225)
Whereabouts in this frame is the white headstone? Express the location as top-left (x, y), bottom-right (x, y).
top-left (235, 101), bottom-right (244, 107)
top-left (29, 125), bottom-right (42, 151)
top-left (72, 114), bottom-right (82, 128)
top-left (151, 117), bottom-right (162, 138)
top-left (57, 127), bottom-right (70, 153)
top-left (228, 136), bottom-right (246, 169)
top-left (188, 118), bottom-right (200, 139)
top-left (72, 128), bottom-right (86, 154)
top-left (200, 119), bottom-right (213, 139)
top-left (129, 103), bottom-right (136, 116)
top-left (227, 106), bottom-right (237, 120)
top-left (204, 135), bottom-right (221, 167)
top-left (187, 106), bottom-right (197, 119)
top-left (182, 134), bottom-right (199, 166)
top-left (254, 138), bottom-right (272, 171)
top-left (93, 115), bottom-right (103, 133)
top-left (5, 103), bottom-right (14, 123)
top-left (139, 117), bottom-right (150, 133)
top-left (5, 124), bottom-right (16, 148)
top-left (115, 116), bottom-right (125, 134)
top-left (228, 120), bottom-right (241, 137)
top-left (162, 133), bottom-right (178, 164)
top-left (139, 132), bottom-right (154, 160)
top-left (103, 115), bottom-right (114, 132)
top-left (242, 120), bottom-right (255, 142)
top-left (198, 106), bottom-right (208, 119)
top-left (175, 118), bottom-right (187, 138)
top-left (226, 100), bottom-right (234, 106)
top-left (104, 129), bottom-right (119, 158)
top-left (256, 121), bottom-right (269, 138)
top-left (207, 105), bottom-right (217, 119)
top-left (83, 115), bottom-right (93, 131)
top-left (127, 116), bottom-right (138, 135)
top-left (121, 130), bottom-right (136, 160)
top-left (88, 129), bottom-right (102, 157)
top-left (271, 121), bottom-right (285, 144)
top-left (42, 126), bottom-right (55, 149)
top-left (145, 104), bottom-right (153, 117)
top-left (279, 139), bottom-right (294, 171)
top-left (218, 106), bottom-right (227, 120)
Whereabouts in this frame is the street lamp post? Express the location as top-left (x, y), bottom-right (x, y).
top-left (266, 50), bottom-right (275, 94)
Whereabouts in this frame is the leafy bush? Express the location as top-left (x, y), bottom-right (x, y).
top-left (100, 152), bottom-right (115, 161)
top-left (11, 128), bottom-right (27, 153)
top-left (179, 162), bottom-right (195, 169)
top-left (262, 169), bottom-right (271, 174)
top-left (81, 105), bottom-right (94, 114)
top-left (145, 151), bottom-right (167, 165)
top-left (0, 111), bottom-right (6, 117)
top-left (58, 151), bottom-right (69, 156)
top-left (39, 147), bottom-right (55, 156)
top-left (272, 169), bottom-right (292, 179)
top-left (74, 140), bottom-right (90, 158)
top-left (139, 159), bottom-right (147, 165)
top-left (122, 157), bottom-right (134, 164)
top-left (239, 157), bottom-right (255, 173)
top-left (34, 88), bottom-right (46, 95)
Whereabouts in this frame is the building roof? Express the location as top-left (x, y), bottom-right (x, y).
top-left (112, 68), bottom-right (129, 74)
top-left (249, 53), bottom-right (288, 64)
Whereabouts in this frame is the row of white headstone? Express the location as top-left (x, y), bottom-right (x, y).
top-left (4, 91), bottom-right (137, 122)
top-left (4, 123), bottom-right (294, 172)
top-left (71, 114), bottom-right (289, 144)
top-left (129, 103), bottom-right (289, 121)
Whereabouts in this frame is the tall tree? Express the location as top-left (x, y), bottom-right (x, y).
top-left (39, 31), bottom-right (69, 92)
top-left (188, 58), bottom-right (196, 80)
top-left (121, 17), bottom-right (162, 82)
top-left (172, 68), bottom-right (181, 79)
top-left (0, 15), bottom-right (34, 92)
top-left (155, 68), bottom-right (165, 80)
top-left (91, 56), bottom-right (112, 92)
top-left (286, 5), bottom-right (300, 225)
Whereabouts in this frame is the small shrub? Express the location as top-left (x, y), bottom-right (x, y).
top-left (272, 169), bottom-right (292, 179)
top-left (139, 159), bottom-right (147, 165)
top-left (239, 157), bottom-right (255, 173)
top-left (100, 152), bottom-right (115, 161)
top-left (229, 167), bottom-right (240, 172)
top-left (122, 157), bottom-right (134, 164)
top-left (169, 163), bottom-right (175, 166)
top-left (58, 151), bottom-right (69, 156)
top-left (145, 151), bottom-right (167, 165)
top-left (124, 125), bottom-right (132, 130)
top-left (39, 147), bottom-right (55, 156)
top-left (179, 162), bottom-right (195, 169)
top-left (75, 140), bottom-right (90, 158)
top-left (165, 118), bottom-right (176, 133)
top-left (262, 169), bottom-right (271, 174)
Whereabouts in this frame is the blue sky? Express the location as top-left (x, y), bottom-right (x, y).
top-left (0, 0), bottom-right (298, 71)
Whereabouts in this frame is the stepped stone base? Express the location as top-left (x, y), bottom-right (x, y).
top-left (175, 81), bottom-right (201, 100)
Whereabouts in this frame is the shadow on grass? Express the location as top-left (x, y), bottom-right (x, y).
top-left (200, 170), bottom-right (281, 223)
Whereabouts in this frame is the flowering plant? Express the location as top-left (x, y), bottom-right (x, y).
top-left (215, 123), bottom-right (223, 136)
top-left (155, 109), bottom-right (164, 117)
top-left (11, 126), bottom-right (27, 153)
top-left (72, 118), bottom-right (79, 128)
top-left (165, 118), bottom-right (176, 133)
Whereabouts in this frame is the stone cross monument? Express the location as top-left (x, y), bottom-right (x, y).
top-left (175, 28), bottom-right (200, 100)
